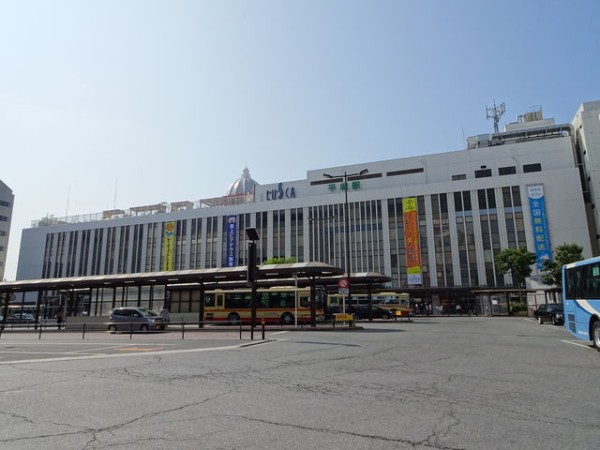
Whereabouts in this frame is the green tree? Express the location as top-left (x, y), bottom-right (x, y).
top-left (262, 257), bottom-right (297, 264)
top-left (495, 247), bottom-right (537, 314)
top-left (540, 243), bottom-right (584, 288)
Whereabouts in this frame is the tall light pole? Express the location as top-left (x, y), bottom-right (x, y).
top-left (246, 227), bottom-right (260, 339)
top-left (323, 169), bottom-right (368, 313)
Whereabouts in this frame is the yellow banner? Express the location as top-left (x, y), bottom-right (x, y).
top-left (403, 198), bottom-right (422, 285)
top-left (162, 221), bottom-right (175, 271)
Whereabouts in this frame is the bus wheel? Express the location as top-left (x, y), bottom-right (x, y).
top-left (228, 313), bottom-right (241, 326)
top-left (281, 313), bottom-right (294, 325)
top-left (592, 320), bottom-right (600, 351)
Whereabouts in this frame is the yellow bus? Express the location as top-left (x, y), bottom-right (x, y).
top-left (204, 286), bottom-right (326, 325)
top-left (374, 292), bottom-right (412, 318)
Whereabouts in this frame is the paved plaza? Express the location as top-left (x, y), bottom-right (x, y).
top-left (1, 317), bottom-right (598, 449)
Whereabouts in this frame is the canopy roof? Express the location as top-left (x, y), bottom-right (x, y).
top-left (0, 263), bottom-right (364, 293)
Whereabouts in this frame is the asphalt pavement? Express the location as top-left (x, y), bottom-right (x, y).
top-left (1, 316), bottom-right (598, 450)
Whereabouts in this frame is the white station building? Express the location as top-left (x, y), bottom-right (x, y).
top-left (0, 180), bottom-right (14, 281)
top-left (14, 101), bottom-right (600, 313)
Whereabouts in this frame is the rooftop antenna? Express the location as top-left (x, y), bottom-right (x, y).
top-left (113, 177), bottom-right (118, 209)
top-left (65, 185), bottom-right (70, 219)
top-left (486, 101), bottom-right (506, 134)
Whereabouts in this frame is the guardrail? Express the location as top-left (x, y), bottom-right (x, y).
top-left (0, 315), bottom-right (367, 341)
top-left (0, 319), bottom-right (275, 341)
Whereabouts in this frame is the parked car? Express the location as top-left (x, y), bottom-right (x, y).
top-left (108, 307), bottom-right (166, 333)
top-left (6, 313), bottom-right (36, 323)
top-left (352, 305), bottom-right (397, 320)
top-left (533, 303), bottom-right (564, 325)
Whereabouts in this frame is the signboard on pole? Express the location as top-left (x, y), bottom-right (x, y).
top-left (338, 277), bottom-right (349, 294)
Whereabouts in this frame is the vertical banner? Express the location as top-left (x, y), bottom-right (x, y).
top-left (161, 221), bottom-right (175, 271)
top-left (226, 215), bottom-right (238, 267)
top-left (528, 184), bottom-right (552, 270)
top-left (403, 197), bottom-right (422, 285)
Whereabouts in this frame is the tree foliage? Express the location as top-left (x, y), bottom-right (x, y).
top-left (262, 257), bottom-right (297, 264)
top-left (495, 247), bottom-right (537, 287)
top-left (540, 243), bottom-right (584, 288)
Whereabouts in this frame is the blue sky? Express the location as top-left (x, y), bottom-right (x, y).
top-left (1, 0), bottom-right (599, 280)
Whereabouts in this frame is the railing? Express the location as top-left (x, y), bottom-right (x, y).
top-left (0, 319), bottom-right (303, 341)
top-left (31, 193), bottom-right (256, 228)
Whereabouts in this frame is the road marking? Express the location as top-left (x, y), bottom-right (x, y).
top-left (0, 341), bottom-right (269, 365)
top-left (562, 339), bottom-right (594, 350)
top-left (116, 347), bottom-right (163, 352)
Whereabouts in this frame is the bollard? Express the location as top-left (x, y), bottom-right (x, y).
top-left (239, 321), bottom-right (242, 340)
top-left (38, 322), bottom-right (42, 340)
top-left (129, 322), bottom-right (133, 340)
top-left (261, 319), bottom-right (265, 340)
top-left (82, 323), bottom-right (86, 340)
top-left (181, 320), bottom-right (185, 340)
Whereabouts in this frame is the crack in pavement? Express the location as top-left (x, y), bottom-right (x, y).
top-left (226, 413), bottom-right (469, 449)
top-left (0, 392), bottom-right (228, 447)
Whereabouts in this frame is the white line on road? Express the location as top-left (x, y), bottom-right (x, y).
top-left (562, 339), bottom-right (595, 350)
top-left (0, 342), bottom-right (269, 365)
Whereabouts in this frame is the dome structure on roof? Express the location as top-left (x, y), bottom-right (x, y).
top-left (226, 167), bottom-right (259, 196)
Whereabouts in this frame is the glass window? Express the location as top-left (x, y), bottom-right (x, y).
top-left (523, 163), bottom-right (542, 173)
top-left (499, 166), bottom-right (516, 176)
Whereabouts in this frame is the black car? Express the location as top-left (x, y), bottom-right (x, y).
top-left (352, 305), bottom-right (396, 320)
top-left (533, 303), bottom-right (564, 325)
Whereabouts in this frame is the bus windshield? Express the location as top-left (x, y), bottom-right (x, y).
top-left (562, 256), bottom-right (600, 351)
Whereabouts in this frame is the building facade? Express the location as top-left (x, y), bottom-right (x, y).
top-left (0, 180), bottom-right (14, 281)
top-left (15, 103), bottom-right (600, 309)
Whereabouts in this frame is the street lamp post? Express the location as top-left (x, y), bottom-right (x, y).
top-left (246, 227), bottom-right (260, 339)
top-left (323, 169), bottom-right (368, 314)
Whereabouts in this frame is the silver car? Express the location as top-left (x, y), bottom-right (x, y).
top-left (108, 307), bottom-right (166, 333)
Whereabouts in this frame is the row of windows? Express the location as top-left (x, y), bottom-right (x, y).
top-left (222, 292), bottom-right (314, 309)
top-left (40, 186), bottom-right (530, 289)
top-left (565, 263), bottom-right (600, 299)
top-left (0, 200), bottom-right (10, 207)
top-left (454, 163), bottom-right (542, 180)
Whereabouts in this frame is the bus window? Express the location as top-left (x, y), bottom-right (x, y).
top-left (205, 293), bottom-right (216, 307)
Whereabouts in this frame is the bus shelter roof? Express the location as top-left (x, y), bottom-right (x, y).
top-left (258, 262), bottom-right (344, 279)
top-left (0, 262), bottom-right (345, 293)
top-left (190, 271), bottom-right (391, 290)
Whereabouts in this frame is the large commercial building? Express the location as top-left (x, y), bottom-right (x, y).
top-left (0, 180), bottom-right (14, 281)
top-left (14, 101), bottom-right (600, 314)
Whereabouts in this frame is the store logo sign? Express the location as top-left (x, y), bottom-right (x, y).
top-left (267, 183), bottom-right (296, 201)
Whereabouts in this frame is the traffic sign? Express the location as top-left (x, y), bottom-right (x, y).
top-left (338, 278), bottom-right (349, 289)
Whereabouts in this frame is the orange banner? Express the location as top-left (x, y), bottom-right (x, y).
top-left (403, 198), bottom-right (422, 284)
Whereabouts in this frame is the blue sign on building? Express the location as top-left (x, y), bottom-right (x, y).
top-left (527, 185), bottom-right (552, 270)
top-left (226, 215), bottom-right (237, 267)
